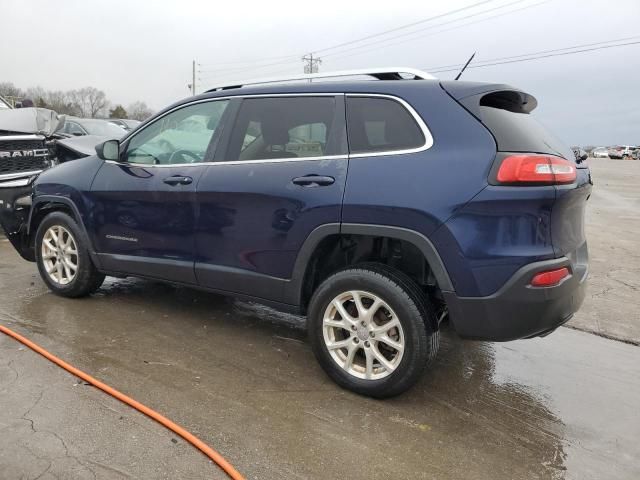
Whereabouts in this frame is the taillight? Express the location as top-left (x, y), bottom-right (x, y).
top-left (496, 155), bottom-right (576, 184)
top-left (530, 267), bottom-right (570, 287)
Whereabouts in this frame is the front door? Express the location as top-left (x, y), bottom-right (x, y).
top-left (194, 95), bottom-right (348, 303)
top-left (89, 99), bottom-right (230, 283)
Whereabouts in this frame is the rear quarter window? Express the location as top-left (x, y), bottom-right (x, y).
top-left (346, 97), bottom-right (425, 154)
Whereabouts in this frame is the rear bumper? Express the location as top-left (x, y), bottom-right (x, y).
top-left (444, 242), bottom-right (588, 341)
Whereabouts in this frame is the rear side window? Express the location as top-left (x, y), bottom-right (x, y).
top-left (226, 96), bottom-right (338, 161)
top-left (346, 97), bottom-right (425, 154)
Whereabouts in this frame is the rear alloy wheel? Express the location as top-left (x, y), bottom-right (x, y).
top-left (323, 290), bottom-right (405, 380)
top-left (308, 265), bottom-right (439, 398)
top-left (36, 212), bottom-right (105, 298)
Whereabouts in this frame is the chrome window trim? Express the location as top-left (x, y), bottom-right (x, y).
top-left (345, 94), bottom-right (433, 158)
top-left (113, 92), bottom-right (433, 167)
top-left (105, 155), bottom-right (348, 168)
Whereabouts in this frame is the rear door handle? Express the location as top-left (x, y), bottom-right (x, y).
top-left (163, 175), bottom-right (193, 186)
top-left (292, 175), bottom-right (335, 187)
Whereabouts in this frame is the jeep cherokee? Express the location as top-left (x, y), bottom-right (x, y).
top-left (0, 68), bottom-right (591, 397)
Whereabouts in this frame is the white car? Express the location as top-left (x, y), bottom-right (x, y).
top-left (591, 147), bottom-right (609, 158)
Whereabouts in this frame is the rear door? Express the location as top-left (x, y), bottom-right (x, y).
top-left (194, 94), bottom-right (348, 303)
top-left (89, 99), bottom-right (230, 283)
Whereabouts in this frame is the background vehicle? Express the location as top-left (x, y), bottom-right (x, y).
top-left (58, 117), bottom-right (126, 138)
top-left (621, 145), bottom-right (638, 158)
top-left (108, 118), bottom-right (142, 131)
top-left (591, 147), bottom-right (610, 158)
top-left (0, 68), bottom-right (591, 398)
top-left (608, 146), bottom-right (624, 159)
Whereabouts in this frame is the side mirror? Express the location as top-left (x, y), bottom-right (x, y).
top-left (96, 139), bottom-right (120, 161)
top-left (580, 152), bottom-right (588, 161)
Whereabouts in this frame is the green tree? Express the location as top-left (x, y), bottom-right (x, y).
top-left (109, 105), bottom-right (128, 119)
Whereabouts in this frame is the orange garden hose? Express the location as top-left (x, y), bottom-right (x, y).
top-left (0, 324), bottom-right (245, 480)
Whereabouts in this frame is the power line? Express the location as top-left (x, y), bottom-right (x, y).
top-left (322, 0), bottom-right (548, 63)
top-left (426, 34), bottom-right (640, 71)
top-left (310, 0), bottom-right (497, 54)
top-left (198, 53), bottom-right (300, 68)
top-left (427, 38), bottom-right (640, 73)
top-left (196, 0), bottom-right (500, 78)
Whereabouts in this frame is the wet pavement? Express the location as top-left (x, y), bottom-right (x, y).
top-left (569, 159), bottom-right (640, 343)
top-left (1, 157), bottom-right (639, 479)
top-left (1, 239), bottom-right (639, 479)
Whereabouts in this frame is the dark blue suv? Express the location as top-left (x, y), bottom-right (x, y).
top-left (0, 69), bottom-right (591, 397)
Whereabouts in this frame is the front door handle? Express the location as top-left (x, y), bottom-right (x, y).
top-left (163, 175), bottom-right (193, 186)
top-left (292, 175), bottom-right (335, 187)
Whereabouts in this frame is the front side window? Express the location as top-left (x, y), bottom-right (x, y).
top-left (124, 100), bottom-right (228, 165)
top-left (346, 97), bottom-right (425, 154)
top-left (226, 96), bottom-right (337, 161)
top-left (66, 122), bottom-right (85, 135)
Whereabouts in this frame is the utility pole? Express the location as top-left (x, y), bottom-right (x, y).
top-left (302, 53), bottom-right (321, 76)
top-left (192, 60), bottom-right (196, 96)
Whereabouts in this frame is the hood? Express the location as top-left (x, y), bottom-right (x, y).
top-left (0, 107), bottom-right (64, 135)
top-left (56, 134), bottom-right (111, 157)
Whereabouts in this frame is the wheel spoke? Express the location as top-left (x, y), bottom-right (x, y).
top-left (324, 318), bottom-right (348, 330)
top-left (372, 318), bottom-right (400, 335)
top-left (333, 299), bottom-right (355, 325)
top-left (63, 263), bottom-right (72, 281)
top-left (343, 344), bottom-right (358, 371)
top-left (326, 338), bottom-right (351, 351)
top-left (378, 335), bottom-right (404, 353)
top-left (364, 297), bottom-right (383, 322)
top-left (365, 348), bottom-right (374, 379)
top-left (371, 345), bottom-right (395, 373)
top-left (350, 291), bottom-right (367, 318)
top-left (43, 239), bottom-right (56, 251)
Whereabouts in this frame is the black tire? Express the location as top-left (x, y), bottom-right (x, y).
top-left (308, 264), bottom-right (439, 398)
top-left (35, 212), bottom-right (105, 298)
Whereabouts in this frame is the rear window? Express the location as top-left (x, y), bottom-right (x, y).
top-left (479, 107), bottom-right (573, 160)
top-left (346, 97), bottom-right (425, 154)
top-left (226, 96), bottom-right (338, 161)
top-left (474, 91), bottom-right (574, 161)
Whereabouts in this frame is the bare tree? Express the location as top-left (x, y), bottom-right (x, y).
top-left (0, 82), bottom-right (24, 106)
top-left (69, 87), bottom-right (108, 118)
top-left (127, 101), bottom-right (154, 121)
top-left (45, 90), bottom-right (81, 116)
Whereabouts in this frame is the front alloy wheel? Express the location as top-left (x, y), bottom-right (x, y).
top-left (35, 212), bottom-right (105, 298)
top-left (41, 225), bottom-right (79, 285)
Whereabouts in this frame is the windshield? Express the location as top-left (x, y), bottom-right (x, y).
top-left (80, 119), bottom-right (127, 137)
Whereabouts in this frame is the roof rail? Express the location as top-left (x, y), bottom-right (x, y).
top-left (205, 67), bottom-right (436, 92)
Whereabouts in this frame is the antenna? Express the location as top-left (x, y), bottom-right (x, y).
top-left (454, 52), bottom-right (476, 81)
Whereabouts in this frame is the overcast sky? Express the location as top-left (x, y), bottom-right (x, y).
top-left (2, 0), bottom-right (639, 145)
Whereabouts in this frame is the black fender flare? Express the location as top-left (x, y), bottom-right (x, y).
top-left (283, 223), bottom-right (454, 306)
top-left (28, 195), bottom-right (101, 268)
